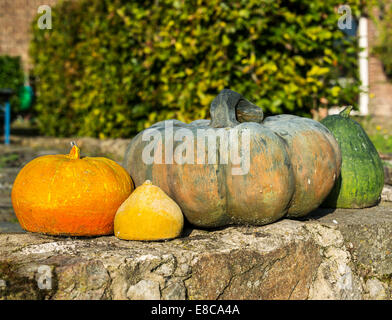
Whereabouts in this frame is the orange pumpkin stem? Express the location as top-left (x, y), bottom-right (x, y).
top-left (68, 141), bottom-right (80, 160)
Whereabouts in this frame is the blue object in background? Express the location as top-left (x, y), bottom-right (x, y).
top-left (4, 101), bottom-right (10, 145)
top-left (0, 88), bottom-right (14, 145)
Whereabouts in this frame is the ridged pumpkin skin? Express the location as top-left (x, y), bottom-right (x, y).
top-left (126, 120), bottom-right (295, 227)
top-left (124, 89), bottom-right (341, 227)
top-left (11, 145), bottom-right (133, 236)
top-left (321, 107), bottom-right (384, 208)
top-left (263, 115), bottom-right (341, 217)
top-left (114, 180), bottom-right (184, 241)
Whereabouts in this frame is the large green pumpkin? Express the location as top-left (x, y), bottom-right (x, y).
top-left (321, 107), bottom-right (384, 208)
top-left (125, 89), bottom-right (341, 227)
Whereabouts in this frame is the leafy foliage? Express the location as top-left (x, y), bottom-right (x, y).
top-left (0, 55), bottom-right (24, 111)
top-left (30, 0), bottom-right (361, 138)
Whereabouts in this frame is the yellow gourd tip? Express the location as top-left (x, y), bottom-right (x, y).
top-left (143, 180), bottom-right (153, 185)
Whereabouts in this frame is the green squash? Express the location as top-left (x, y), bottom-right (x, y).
top-left (321, 107), bottom-right (384, 208)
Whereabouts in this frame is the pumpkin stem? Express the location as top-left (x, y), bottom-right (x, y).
top-left (339, 106), bottom-right (353, 118)
top-left (68, 141), bottom-right (80, 160)
top-left (210, 89), bottom-right (262, 128)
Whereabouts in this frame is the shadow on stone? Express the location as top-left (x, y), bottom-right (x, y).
top-left (295, 207), bottom-right (337, 221)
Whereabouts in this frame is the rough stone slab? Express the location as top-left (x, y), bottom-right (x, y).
top-left (382, 185), bottom-right (392, 202)
top-left (307, 202), bottom-right (392, 277)
top-left (0, 203), bottom-right (391, 300)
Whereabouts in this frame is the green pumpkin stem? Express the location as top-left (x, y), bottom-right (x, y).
top-left (339, 106), bottom-right (353, 118)
top-left (210, 89), bottom-right (263, 128)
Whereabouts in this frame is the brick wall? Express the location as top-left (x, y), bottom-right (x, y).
top-left (0, 0), bottom-right (59, 72)
top-left (367, 3), bottom-right (392, 117)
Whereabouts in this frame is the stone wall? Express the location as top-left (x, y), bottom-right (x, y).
top-left (1, 203), bottom-right (392, 300)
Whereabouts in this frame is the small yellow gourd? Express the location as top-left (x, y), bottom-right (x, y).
top-left (114, 180), bottom-right (184, 240)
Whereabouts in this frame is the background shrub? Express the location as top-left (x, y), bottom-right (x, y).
top-left (0, 55), bottom-right (24, 112)
top-left (30, 0), bottom-right (362, 138)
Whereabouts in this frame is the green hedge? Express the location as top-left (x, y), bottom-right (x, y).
top-left (0, 55), bottom-right (24, 111)
top-left (30, 0), bottom-right (361, 138)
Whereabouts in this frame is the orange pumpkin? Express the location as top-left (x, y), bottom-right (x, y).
top-left (11, 143), bottom-right (133, 236)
